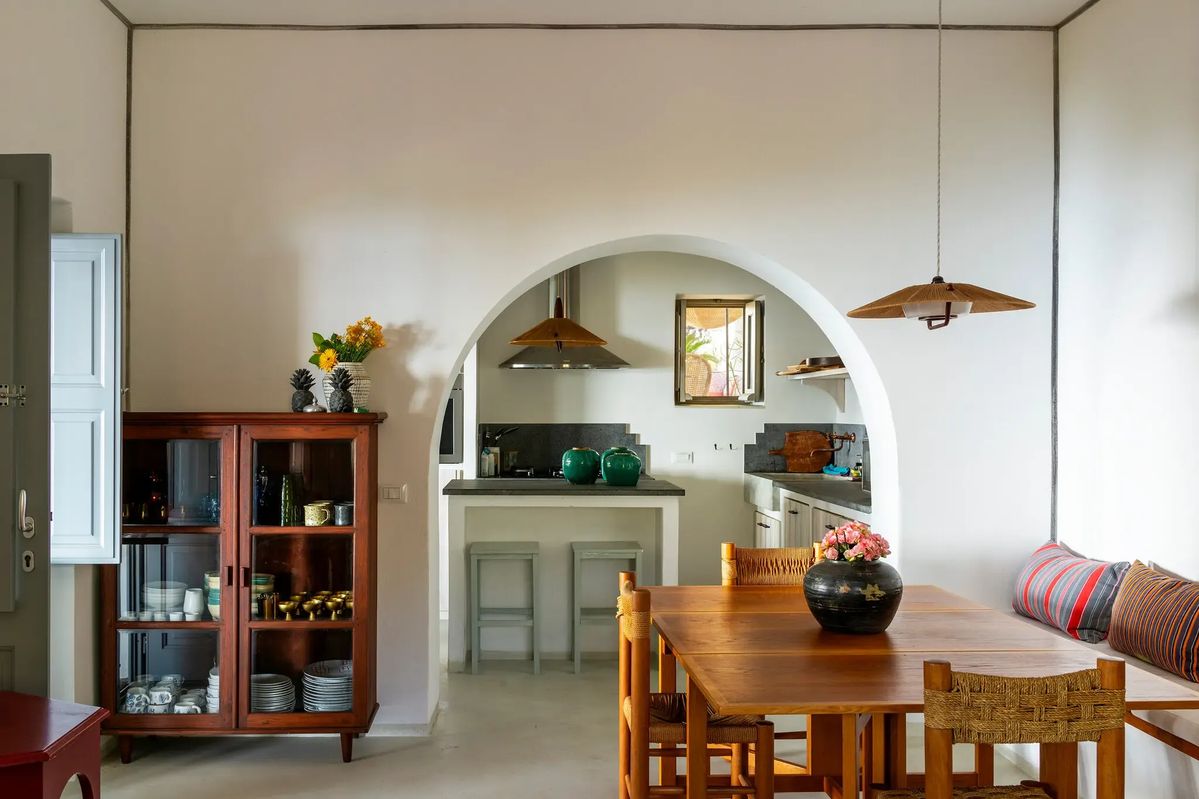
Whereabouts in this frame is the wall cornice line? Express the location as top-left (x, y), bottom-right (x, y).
top-left (97, 0), bottom-right (132, 29)
top-left (1056, 0), bottom-right (1105, 29)
top-left (129, 21), bottom-right (1055, 33)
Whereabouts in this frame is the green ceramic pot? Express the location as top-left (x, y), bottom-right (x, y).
top-left (601, 447), bottom-right (642, 487)
top-left (561, 448), bottom-right (601, 485)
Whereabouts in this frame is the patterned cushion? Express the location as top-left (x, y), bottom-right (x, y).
top-left (1012, 542), bottom-right (1130, 642)
top-left (1109, 562), bottom-right (1199, 682)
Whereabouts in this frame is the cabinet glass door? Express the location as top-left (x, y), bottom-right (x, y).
top-left (109, 425), bottom-right (236, 728)
top-left (239, 425), bottom-right (367, 727)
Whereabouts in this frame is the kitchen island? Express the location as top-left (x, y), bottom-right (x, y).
top-left (443, 477), bottom-right (684, 670)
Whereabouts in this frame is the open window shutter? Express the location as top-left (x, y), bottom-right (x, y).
top-left (740, 299), bottom-right (764, 404)
top-left (675, 299), bottom-right (690, 403)
top-left (50, 234), bottom-right (121, 564)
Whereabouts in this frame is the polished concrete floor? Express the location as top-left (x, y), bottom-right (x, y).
top-left (100, 659), bottom-right (1031, 798)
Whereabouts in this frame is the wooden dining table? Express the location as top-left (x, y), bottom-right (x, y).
top-left (644, 584), bottom-right (1199, 799)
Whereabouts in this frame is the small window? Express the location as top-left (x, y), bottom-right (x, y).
top-left (675, 296), bottom-right (764, 405)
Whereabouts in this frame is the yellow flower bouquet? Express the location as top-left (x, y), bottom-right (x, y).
top-left (309, 316), bottom-right (386, 372)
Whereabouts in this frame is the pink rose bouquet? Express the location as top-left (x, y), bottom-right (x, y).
top-left (819, 521), bottom-right (891, 562)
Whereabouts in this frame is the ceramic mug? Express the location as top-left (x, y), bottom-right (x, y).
top-left (303, 501), bottom-right (332, 526)
top-left (183, 587), bottom-right (205, 615)
top-left (333, 502), bottom-right (354, 526)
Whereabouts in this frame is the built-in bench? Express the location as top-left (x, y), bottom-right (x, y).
top-left (1008, 611), bottom-right (1199, 760)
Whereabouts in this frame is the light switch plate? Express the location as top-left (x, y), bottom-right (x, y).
top-left (381, 485), bottom-right (408, 503)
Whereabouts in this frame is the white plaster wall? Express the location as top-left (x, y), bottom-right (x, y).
top-left (1058, 0), bottom-right (1199, 795)
top-left (477, 251), bottom-right (851, 585)
top-left (0, 0), bottom-right (127, 705)
top-left (130, 28), bottom-right (1053, 725)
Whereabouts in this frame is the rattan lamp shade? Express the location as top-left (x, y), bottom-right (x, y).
top-left (848, 276), bottom-right (1034, 329)
top-left (509, 298), bottom-right (607, 350)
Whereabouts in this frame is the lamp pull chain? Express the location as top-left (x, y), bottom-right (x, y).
top-left (936, 0), bottom-right (943, 279)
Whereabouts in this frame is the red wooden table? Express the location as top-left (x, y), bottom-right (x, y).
top-left (0, 692), bottom-right (109, 798)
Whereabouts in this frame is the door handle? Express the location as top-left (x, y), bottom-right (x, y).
top-left (241, 566), bottom-right (250, 588)
top-left (17, 489), bottom-right (35, 539)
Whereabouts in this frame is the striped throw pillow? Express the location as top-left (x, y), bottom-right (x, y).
top-left (1109, 562), bottom-right (1199, 682)
top-left (1012, 542), bottom-right (1130, 642)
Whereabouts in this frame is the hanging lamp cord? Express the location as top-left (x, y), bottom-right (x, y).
top-left (935, 0), bottom-right (943, 279)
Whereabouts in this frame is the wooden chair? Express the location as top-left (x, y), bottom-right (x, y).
top-left (720, 542), bottom-right (817, 587)
top-left (877, 658), bottom-right (1126, 799)
top-left (618, 572), bottom-right (775, 799)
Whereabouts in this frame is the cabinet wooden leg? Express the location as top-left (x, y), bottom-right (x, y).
top-left (118, 735), bottom-right (134, 764)
top-left (340, 732), bottom-right (353, 763)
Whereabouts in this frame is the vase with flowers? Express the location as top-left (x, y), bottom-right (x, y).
top-left (309, 316), bottom-right (386, 410)
top-left (803, 521), bottom-right (902, 634)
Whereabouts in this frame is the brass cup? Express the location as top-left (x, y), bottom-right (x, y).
top-left (278, 601), bottom-right (298, 621)
top-left (289, 593), bottom-right (307, 604)
top-left (324, 598), bottom-right (344, 621)
top-left (344, 598), bottom-right (354, 616)
top-left (301, 599), bottom-right (322, 621)
top-left (314, 591), bottom-right (332, 600)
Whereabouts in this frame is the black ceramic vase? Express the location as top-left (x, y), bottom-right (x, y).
top-left (803, 559), bottom-right (903, 634)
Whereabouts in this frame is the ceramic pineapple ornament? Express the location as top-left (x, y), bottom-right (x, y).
top-left (327, 367), bottom-right (355, 413)
top-left (289, 368), bottom-right (317, 412)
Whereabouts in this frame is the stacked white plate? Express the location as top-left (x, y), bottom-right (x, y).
top-left (250, 673), bottom-right (295, 713)
top-left (205, 667), bottom-right (220, 713)
top-left (302, 659), bottom-right (353, 712)
top-left (142, 581), bottom-right (187, 611)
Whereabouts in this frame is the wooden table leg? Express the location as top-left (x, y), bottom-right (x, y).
top-left (1039, 742), bottom-right (1078, 799)
top-left (686, 674), bottom-right (709, 799)
top-left (862, 716), bottom-right (874, 799)
top-left (842, 714), bottom-right (859, 799)
top-left (885, 713), bottom-right (907, 789)
top-left (975, 743), bottom-right (994, 786)
top-left (660, 641), bottom-right (677, 788)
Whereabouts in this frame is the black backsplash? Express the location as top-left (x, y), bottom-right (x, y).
top-left (743, 423), bottom-right (867, 472)
top-left (479, 424), bottom-right (648, 475)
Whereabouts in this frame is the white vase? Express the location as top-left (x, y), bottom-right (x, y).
top-left (323, 361), bottom-right (372, 410)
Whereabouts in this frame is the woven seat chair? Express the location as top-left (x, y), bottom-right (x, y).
top-left (877, 658), bottom-right (1126, 799)
top-left (618, 572), bottom-right (774, 799)
top-left (720, 542), bottom-right (817, 587)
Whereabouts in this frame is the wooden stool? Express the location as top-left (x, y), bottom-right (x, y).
top-left (0, 692), bottom-right (108, 798)
top-left (469, 541), bottom-right (540, 674)
top-left (572, 540), bottom-right (643, 673)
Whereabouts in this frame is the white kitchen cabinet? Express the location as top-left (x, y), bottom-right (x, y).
top-left (812, 507), bottom-right (854, 538)
top-left (781, 495), bottom-right (812, 546)
top-left (753, 510), bottom-right (782, 548)
top-left (50, 234), bottom-right (121, 564)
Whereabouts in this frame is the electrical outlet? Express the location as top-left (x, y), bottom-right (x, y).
top-left (381, 485), bottom-right (408, 503)
top-left (671, 451), bottom-right (694, 464)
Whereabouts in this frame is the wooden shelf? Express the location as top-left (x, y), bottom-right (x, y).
top-left (249, 525), bottom-right (356, 536)
top-left (122, 524), bottom-right (221, 535)
top-left (248, 620), bottom-right (354, 630)
top-left (115, 621), bottom-right (221, 631)
top-left (784, 368), bottom-right (850, 412)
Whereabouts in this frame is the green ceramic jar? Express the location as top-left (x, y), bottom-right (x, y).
top-left (601, 446), bottom-right (642, 487)
top-left (561, 447), bottom-right (601, 485)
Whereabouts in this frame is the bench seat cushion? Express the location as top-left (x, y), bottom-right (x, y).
top-left (1109, 561), bottom-right (1199, 682)
top-left (1012, 542), bottom-right (1130, 642)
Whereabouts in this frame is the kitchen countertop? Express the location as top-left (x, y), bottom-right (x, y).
top-left (443, 477), bottom-right (685, 497)
top-left (748, 473), bottom-right (872, 513)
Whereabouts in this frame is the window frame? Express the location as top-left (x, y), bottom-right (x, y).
top-left (674, 295), bottom-right (765, 407)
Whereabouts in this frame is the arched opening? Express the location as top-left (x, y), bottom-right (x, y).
top-left (425, 233), bottom-right (899, 709)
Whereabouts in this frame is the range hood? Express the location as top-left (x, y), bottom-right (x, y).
top-left (500, 267), bottom-right (629, 369)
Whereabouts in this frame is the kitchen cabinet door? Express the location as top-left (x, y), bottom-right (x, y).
top-left (781, 496), bottom-right (812, 547)
top-left (753, 511), bottom-right (781, 548)
top-left (812, 508), bottom-right (853, 538)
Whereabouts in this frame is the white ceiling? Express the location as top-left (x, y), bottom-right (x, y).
top-left (110, 0), bottom-right (1083, 28)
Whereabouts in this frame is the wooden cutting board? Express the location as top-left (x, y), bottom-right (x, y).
top-left (768, 430), bottom-right (832, 473)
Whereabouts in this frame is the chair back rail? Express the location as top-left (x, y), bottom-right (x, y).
top-left (720, 542), bottom-right (817, 587)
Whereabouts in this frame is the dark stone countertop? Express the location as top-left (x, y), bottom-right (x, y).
top-left (756, 475), bottom-right (872, 513)
top-left (443, 477), bottom-right (685, 497)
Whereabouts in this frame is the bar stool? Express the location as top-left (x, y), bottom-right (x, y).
top-left (469, 541), bottom-right (540, 674)
top-left (572, 540), bottom-right (643, 673)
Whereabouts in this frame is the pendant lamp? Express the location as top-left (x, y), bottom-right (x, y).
top-left (847, 0), bottom-right (1035, 330)
top-left (509, 297), bottom-right (608, 352)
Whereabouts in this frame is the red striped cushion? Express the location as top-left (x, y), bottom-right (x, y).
top-left (1109, 562), bottom-right (1199, 682)
top-left (1012, 542), bottom-right (1130, 642)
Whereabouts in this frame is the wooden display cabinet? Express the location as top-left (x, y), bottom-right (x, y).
top-left (101, 413), bottom-right (384, 763)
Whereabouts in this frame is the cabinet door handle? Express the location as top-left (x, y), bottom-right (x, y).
top-left (825, 524), bottom-right (836, 531)
top-left (240, 566), bottom-right (250, 588)
top-left (225, 565), bottom-right (233, 587)
top-left (787, 509), bottom-right (799, 515)
top-left (756, 522), bottom-right (771, 528)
